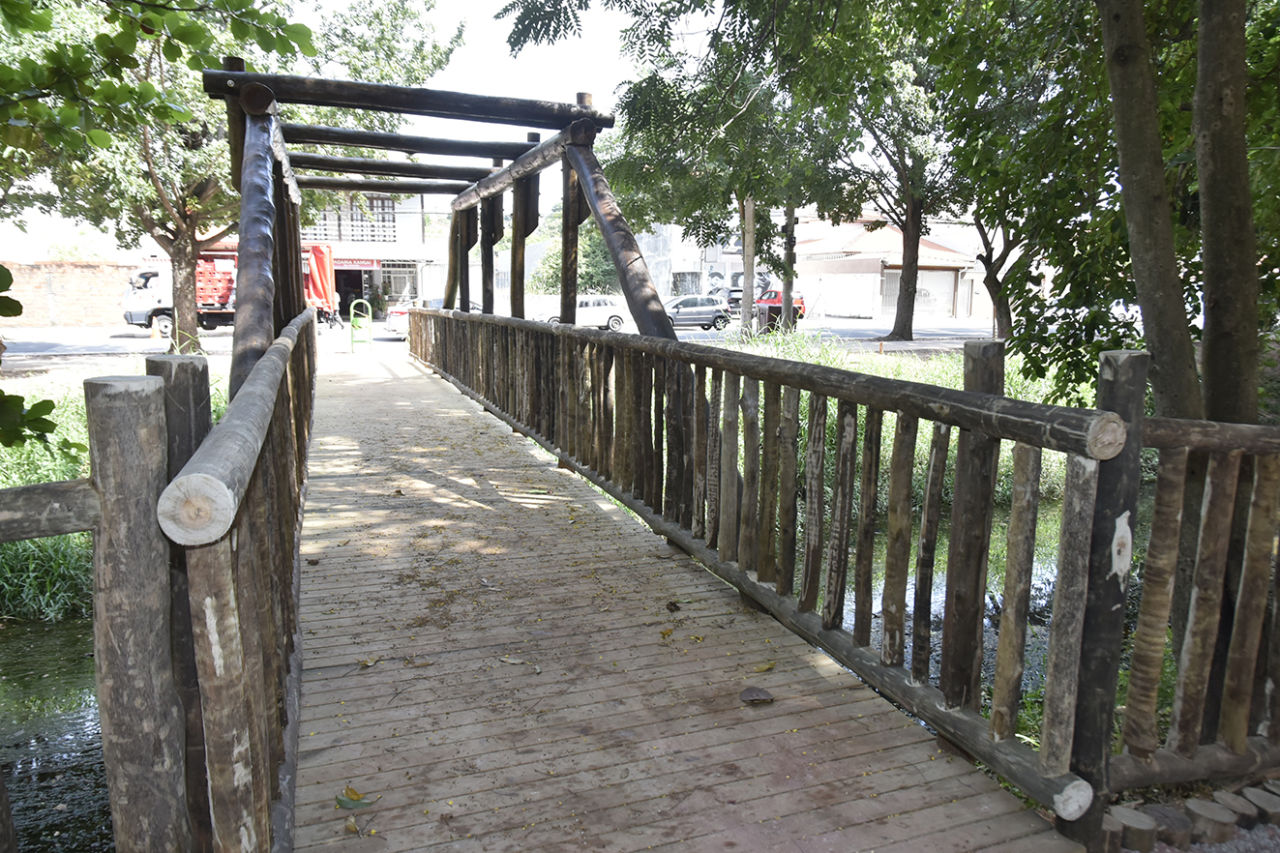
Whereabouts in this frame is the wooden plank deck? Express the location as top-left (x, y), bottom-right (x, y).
top-left (292, 348), bottom-right (1080, 852)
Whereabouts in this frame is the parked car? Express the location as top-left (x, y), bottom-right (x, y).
top-left (708, 286), bottom-right (743, 314)
top-left (384, 298), bottom-right (421, 338)
top-left (664, 294), bottom-right (732, 330)
top-left (547, 295), bottom-right (628, 331)
top-left (757, 289), bottom-right (806, 319)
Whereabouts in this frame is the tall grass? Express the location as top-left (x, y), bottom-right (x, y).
top-left (0, 390), bottom-right (92, 621)
top-left (1, 369), bottom-right (229, 621)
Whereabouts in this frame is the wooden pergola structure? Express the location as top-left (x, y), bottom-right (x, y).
top-left (202, 61), bottom-right (677, 339)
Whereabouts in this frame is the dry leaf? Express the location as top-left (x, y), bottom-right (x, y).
top-left (660, 628), bottom-right (674, 639)
top-left (753, 661), bottom-right (776, 673)
top-left (357, 657), bottom-right (380, 669)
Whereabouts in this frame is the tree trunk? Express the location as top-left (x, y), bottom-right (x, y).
top-left (170, 233), bottom-right (202, 355)
top-left (1196, 0), bottom-right (1258, 425)
top-left (1094, 0), bottom-right (1204, 419)
top-left (741, 195), bottom-right (756, 333)
top-left (782, 203), bottom-right (797, 332)
top-left (985, 268), bottom-right (1014, 340)
top-left (887, 195), bottom-right (922, 341)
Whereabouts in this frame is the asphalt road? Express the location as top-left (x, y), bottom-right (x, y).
top-left (1, 313), bottom-right (994, 364)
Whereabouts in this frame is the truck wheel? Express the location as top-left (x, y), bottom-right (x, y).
top-left (155, 314), bottom-right (174, 338)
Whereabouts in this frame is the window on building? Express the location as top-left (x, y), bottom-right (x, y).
top-left (300, 195), bottom-right (397, 243)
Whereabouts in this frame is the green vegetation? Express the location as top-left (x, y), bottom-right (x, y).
top-left (0, 390), bottom-right (91, 621)
top-left (0, 370), bottom-right (229, 622)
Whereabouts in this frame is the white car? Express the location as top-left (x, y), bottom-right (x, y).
top-left (548, 295), bottom-right (628, 331)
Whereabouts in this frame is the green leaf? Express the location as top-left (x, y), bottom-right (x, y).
top-left (335, 795), bottom-right (374, 810)
top-left (86, 128), bottom-right (112, 149)
top-left (162, 38), bottom-right (182, 62)
top-left (0, 294), bottom-right (20, 317)
top-left (26, 399), bottom-right (55, 418)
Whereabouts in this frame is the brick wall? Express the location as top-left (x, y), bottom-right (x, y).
top-left (1, 261), bottom-right (135, 327)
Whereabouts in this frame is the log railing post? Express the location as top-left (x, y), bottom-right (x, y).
top-left (444, 212), bottom-right (461, 309)
top-left (1059, 350), bottom-right (1148, 847)
top-left (230, 107), bottom-right (279, 397)
top-left (85, 376), bottom-right (192, 851)
top-left (459, 206), bottom-right (477, 311)
top-left (940, 340), bottom-right (1004, 709)
top-left (145, 355), bottom-right (214, 848)
top-left (560, 147), bottom-right (588, 325)
top-left (510, 132), bottom-right (540, 319)
top-left (480, 157), bottom-right (502, 314)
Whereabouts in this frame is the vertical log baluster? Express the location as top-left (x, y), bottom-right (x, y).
top-left (1220, 453), bottom-right (1280, 753)
top-left (854, 408), bottom-right (884, 645)
top-left (777, 386), bottom-right (801, 596)
top-left (1039, 454), bottom-right (1100, 776)
top-left (799, 393), bottom-right (827, 612)
top-left (692, 366), bottom-right (709, 538)
top-left (758, 382), bottom-right (782, 584)
top-left (651, 356), bottom-right (666, 510)
top-left (706, 369), bottom-right (723, 548)
top-left (880, 413), bottom-right (916, 663)
top-left (940, 340), bottom-right (1004, 710)
top-left (822, 400), bottom-right (859, 630)
top-left (989, 442), bottom-right (1042, 740)
top-left (637, 354), bottom-right (653, 504)
top-left (1122, 446), bottom-right (1188, 758)
top-left (738, 379), bottom-right (762, 571)
top-left (1168, 450), bottom-right (1244, 756)
top-left (911, 423), bottom-right (951, 683)
top-left (719, 372), bottom-right (742, 562)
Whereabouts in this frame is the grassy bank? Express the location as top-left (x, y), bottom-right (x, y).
top-left (1, 360), bottom-right (228, 621)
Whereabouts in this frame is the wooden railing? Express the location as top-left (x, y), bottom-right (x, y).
top-left (410, 308), bottom-right (1280, 846)
top-left (0, 86), bottom-right (317, 852)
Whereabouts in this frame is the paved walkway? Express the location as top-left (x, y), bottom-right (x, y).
top-left (291, 346), bottom-right (1079, 852)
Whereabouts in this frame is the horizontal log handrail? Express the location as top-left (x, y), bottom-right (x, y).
top-left (288, 152), bottom-right (493, 182)
top-left (294, 176), bottom-right (471, 195)
top-left (157, 309), bottom-right (313, 546)
top-left (203, 70), bottom-right (616, 130)
top-left (450, 120), bottom-right (592, 211)
top-left (418, 310), bottom-right (1127, 459)
top-left (280, 123), bottom-right (537, 160)
top-left (0, 478), bottom-right (100, 541)
top-left (1143, 415), bottom-right (1280, 452)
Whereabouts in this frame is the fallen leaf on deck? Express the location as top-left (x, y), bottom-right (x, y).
top-left (339, 539), bottom-right (350, 546)
top-left (499, 656), bottom-right (527, 665)
top-left (357, 657), bottom-right (380, 669)
top-left (753, 661), bottom-right (776, 673)
top-left (336, 784), bottom-right (379, 810)
top-left (403, 656), bottom-right (434, 668)
top-left (393, 489), bottom-right (403, 496)
top-left (306, 558), bottom-right (320, 566)
top-left (666, 601), bottom-right (681, 612)
top-left (689, 635), bottom-right (705, 643)
top-left (660, 628), bottom-right (674, 639)
top-left (740, 687), bottom-right (774, 705)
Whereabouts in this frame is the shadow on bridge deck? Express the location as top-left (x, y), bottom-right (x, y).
top-left (292, 344), bottom-right (1081, 852)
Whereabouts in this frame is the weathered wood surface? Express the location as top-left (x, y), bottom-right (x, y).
top-left (203, 69), bottom-right (615, 129)
top-left (157, 311), bottom-right (311, 545)
top-left (288, 152), bottom-right (492, 182)
top-left (1122, 447), bottom-right (1188, 759)
top-left (293, 176), bottom-right (471, 194)
top-left (86, 377), bottom-right (192, 852)
top-left (0, 478), bottom-right (99, 541)
top-left (990, 443), bottom-right (1041, 741)
top-left (911, 423), bottom-right (950, 684)
top-left (292, 349), bottom-right (1076, 851)
top-left (230, 112), bottom-right (279, 396)
top-left (799, 393), bottom-right (827, 612)
top-left (821, 400), bottom-right (857, 631)
top-left (281, 123), bottom-right (536, 159)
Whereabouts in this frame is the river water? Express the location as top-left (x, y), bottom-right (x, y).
top-left (0, 619), bottom-right (112, 851)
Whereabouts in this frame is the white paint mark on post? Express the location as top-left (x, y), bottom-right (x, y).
top-left (1108, 510), bottom-right (1133, 585)
top-left (204, 597), bottom-right (225, 677)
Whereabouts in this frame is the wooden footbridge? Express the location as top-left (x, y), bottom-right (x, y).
top-left (6, 67), bottom-right (1280, 853)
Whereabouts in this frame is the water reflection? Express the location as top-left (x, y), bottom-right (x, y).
top-left (0, 619), bottom-right (112, 851)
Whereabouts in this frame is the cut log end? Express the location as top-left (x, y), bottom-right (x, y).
top-left (1054, 778), bottom-right (1094, 821)
top-left (1086, 412), bottom-right (1128, 460)
top-left (157, 473), bottom-right (236, 546)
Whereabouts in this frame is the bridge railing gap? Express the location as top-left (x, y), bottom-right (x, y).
top-left (410, 308), bottom-right (1280, 850)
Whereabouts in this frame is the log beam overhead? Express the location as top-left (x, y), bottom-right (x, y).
top-left (294, 176), bottom-right (471, 195)
top-left (203, 70), bottom-right (615, 130)
top-left (287, 152), bottom-right (493, 182)
top-left (280, 123), bottom-right (536, 160)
